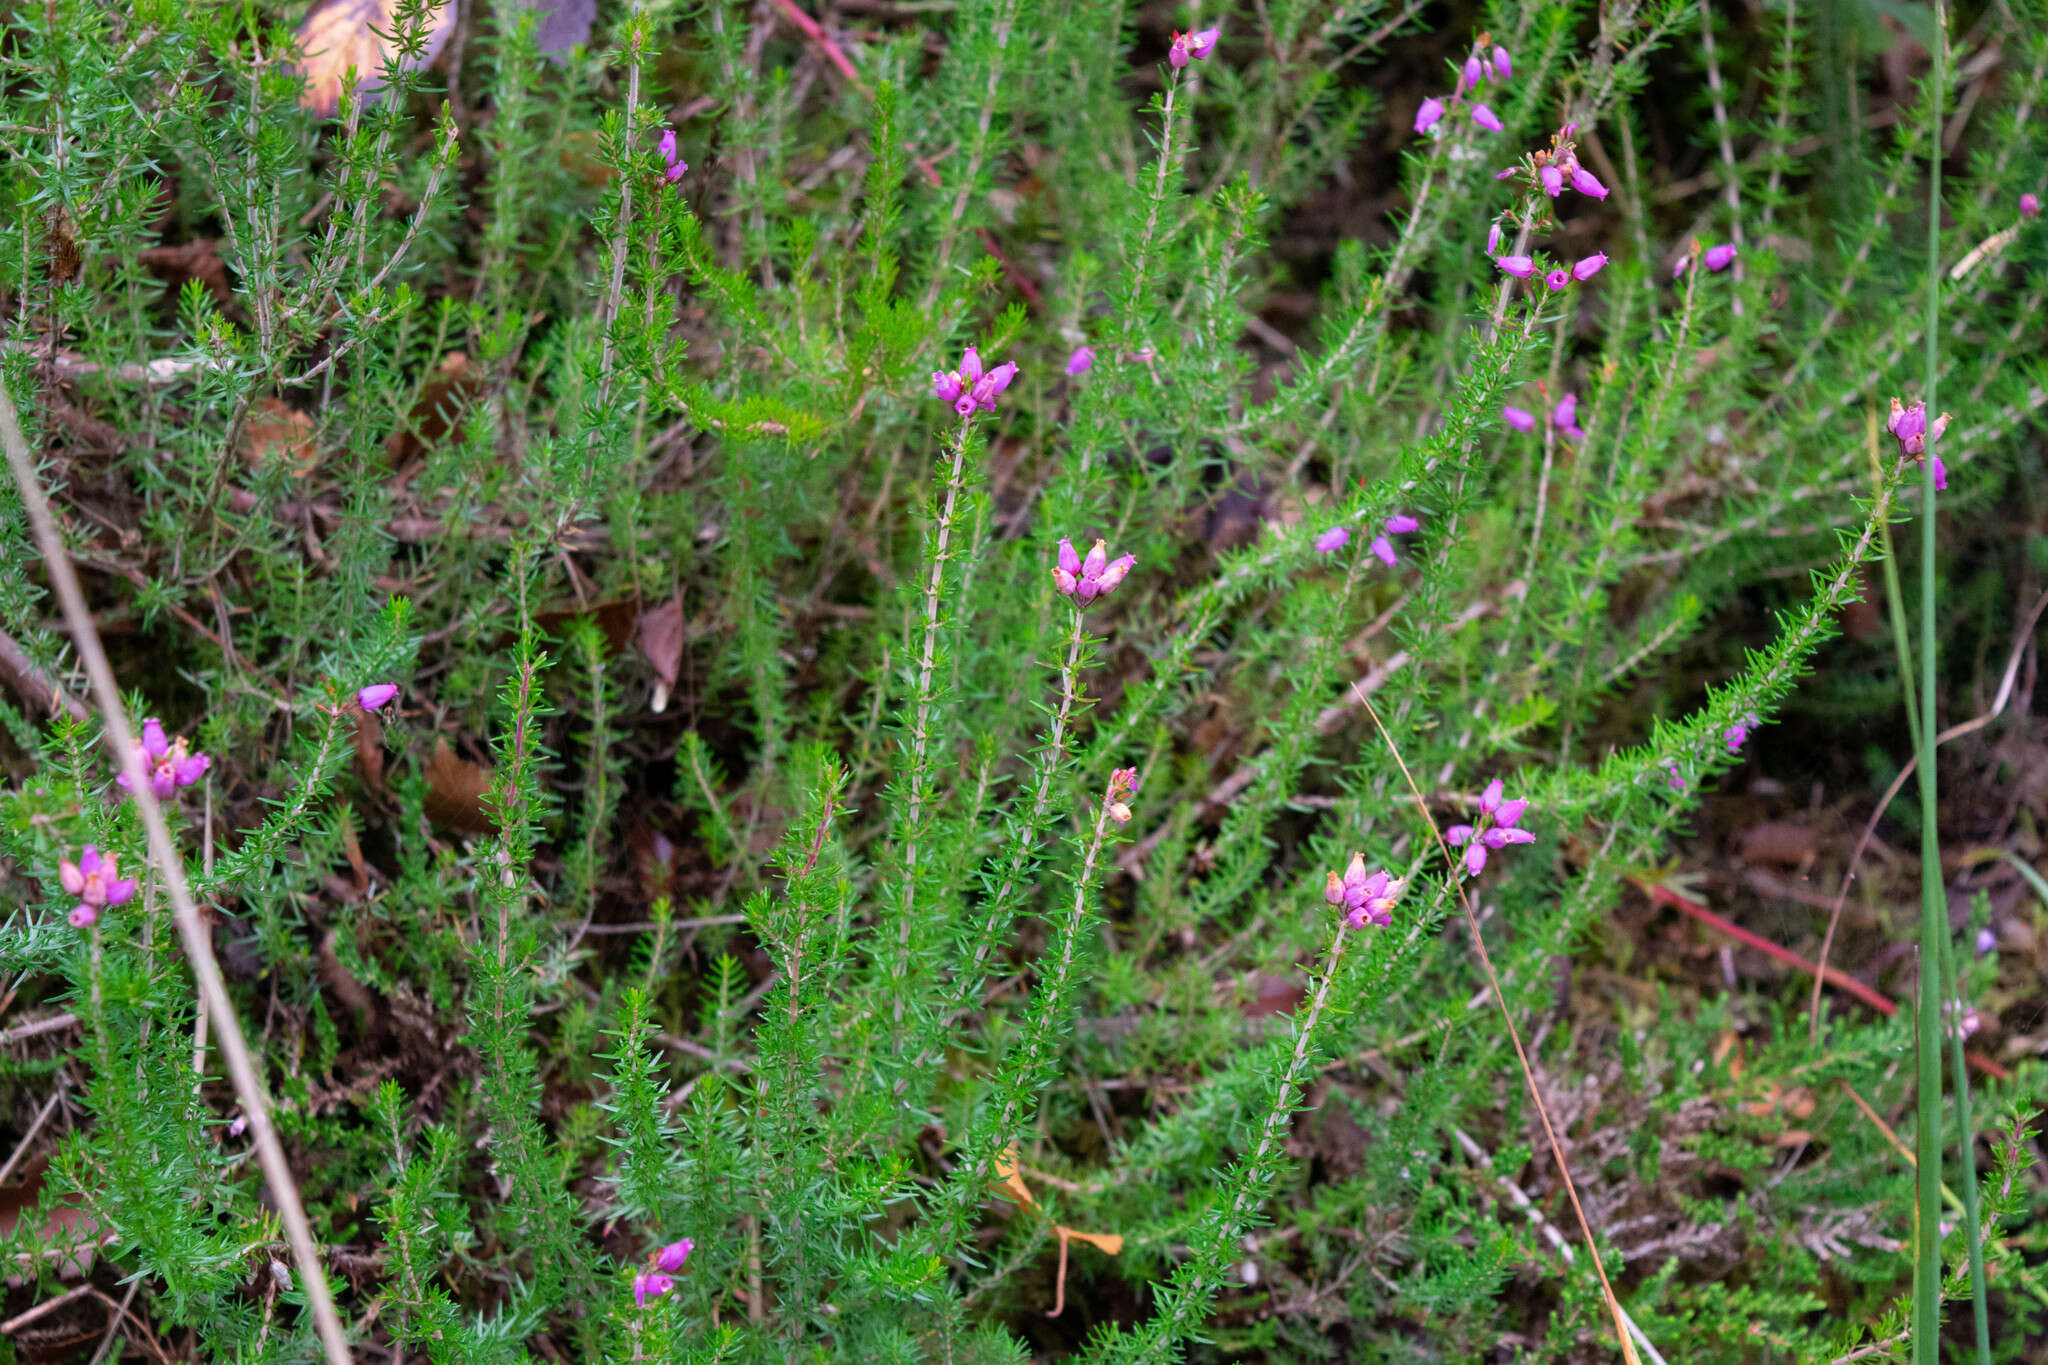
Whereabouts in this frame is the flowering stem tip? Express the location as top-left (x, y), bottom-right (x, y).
top-left (1443, 779), bottom-right (1533, 877)
top-left (1052, 538), bottom-right (1135, 604)
top-left (59, 846), bottom-right (137, 929)
top-left (1324, 853), bottom-right (1403, 929)
top-left (931, 346), bottom-right (1017, 417)
top-left (116, 717), bottom-right (210, 799)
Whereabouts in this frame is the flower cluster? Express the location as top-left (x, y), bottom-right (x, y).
top-left (1324, 854), bottom-right (1403, 929)
top-left (116, 718), bottom-right (210, 800)
top-left (1313, 513), bottom-right (1418, 563)
top-left (1724, 711), bottom-right (1758, 754)
top-left (1495, 250), bottom-right (1606, 290)
top-left (1414, 35), bottom-right (1510, 136)
top-left (656, 129), bottom-right (688, 190)
top-left (1497, 122), bottom-right (1606, 201)
top-left (633, 1238), bottom-right (692, 1310)
top-left (59, 846), bottom-right (136, 929)
top-left (1444, 779), bottom-right (1533, 877)
top-left (1104, 767), bottom-right (1140, 825)
top-left (1485, 125), bottom-right (1609, 290)
top-left (1052, 538), bottom-right (1135, 604)
top-left (931, 347), bottom-right (1018, 418)
top-left (1167, 27), bottom-right (1218, 68)
top-left (1502, 392), bottom-right (1584, 442)
top-left (1887, 398), bottom-right (1953, 489)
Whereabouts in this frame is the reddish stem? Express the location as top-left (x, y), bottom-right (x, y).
top-left (771, 0), bottom-right (864, 88)
top-left (1632, 879), bottom-right (2009, 1081)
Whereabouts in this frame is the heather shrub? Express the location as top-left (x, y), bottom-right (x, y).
top-left (0, 0), bottom-right (2042, 1361)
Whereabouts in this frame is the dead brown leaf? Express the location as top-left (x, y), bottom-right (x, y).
top-left (294, 0), bottom-right (457, 118)
top-left (242, 398), bottom-right (318, 478)
top-left (354, 710), bottom-right (386, 790)
top-left (1737, 821), bottom-right (1816, 870)
top-left (638, 596), bottom-right (684, 712)
top-left (535, 598), bottom-right (640, 655)
top-left (383, 351), bottom-right (481, 465)
top-left (137, 238), bottom-right (231, 304)
top-left (424, 737), bottom-right (496, 835)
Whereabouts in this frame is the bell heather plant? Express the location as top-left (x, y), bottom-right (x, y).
top-left (0, 1), bottom-right (2043, 1361)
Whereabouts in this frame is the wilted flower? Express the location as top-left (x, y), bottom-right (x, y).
top-left (1105, 766), bottom-right (1140, 825)
top-left (1502, 404), bottom-right (1537, 432)
top-left (1444, 778), bottom-right (1534, 877)
top-left (1544, 268), bottom-right (1570, 291)
top-left (633, 1270), bottom-right (675, 1310)
top-left (1471, 103), bottom-right (1503, 132)
top-left (1065, 345), bottom-right (1096, 377)
top-left (1324, 853), bottom-right (1404, 929)
top-left (1053, 538), bottom-right (1136, 604)
top-left (931, 347), bottom-right (1017, 417)
top-left (1570, 167), bottom-right (1607, 199)
top-left (1540, 165), bottom-right (1565, 197)
top-left (2021, 192), bottom-right (2040, 219)
top-left (1415, 97), bottom-right (1445, 134)
top-left (59, 846), bottom-right (137, 929)
top-left (1313, 526), bottom-right (1351, 554)
top-left (651, 1239), bottom-right (693, 1273)
top-left (1168, 27), bottom-right (1219, 68)
top-left (116, 718), bottom-right (210, 800)
top-left (1494, 255), bottom-right (1535, 279)
top-left (357, 683), bottom-right (399, 712)
top-left (1704, 243), bottom-right (1738, 272)
top-left (1572, 252), bottom-right (1608, 281)
top-left (656, 129), bottom-right (688, 186)
top-left (1370, 514), bottom-right (1420, 566)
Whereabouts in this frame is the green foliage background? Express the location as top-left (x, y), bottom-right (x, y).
top-left (0, 0), bottom-right (2042, 1359)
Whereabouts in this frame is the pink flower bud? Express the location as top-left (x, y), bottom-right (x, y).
top-left (1464, 55), bottom-right (1484, 87)
top-left (1065, 346), bottom-right (1095, 376)
top-left (1494, 255), bottom-right (1535, 279)
top-left (1540, 165), bottom-right (1564, 197)
top-left (357, 683), bottom-right (399, 712)
top-left (1471, 103), bottom-right (1503, 132)
top-left (1502, 404), bottom-right (1537, 432)
top-left (2022, 192), bottom-right (2041, 218)
top-left (1704, 243), bottom-right (1738, 272)
top-left (652, 1239), bottom-right (693, 1273)
top-left (1571, 252), bottom-right (1608, 281)
top-left (1414, 97), bottom-right (1444, 134)
top-left (1486, 221), bottom-right (1502, 254)
top-left (1313, 526), bottom-right (1350, 554)
top-left (1570, 167), bottom-right (1607, 199)
top-left (1544, 268), bottom-right (1570, 291)
top-left (1492, 46), bottom-right (1512, 79)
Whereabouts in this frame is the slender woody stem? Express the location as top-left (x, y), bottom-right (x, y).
top-left (891, 415), bottom-right (975, 1028)
top-left (958, 611), bottom-right (1089, 997)
top-left (0, 376), bottom-right (355, 1365)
